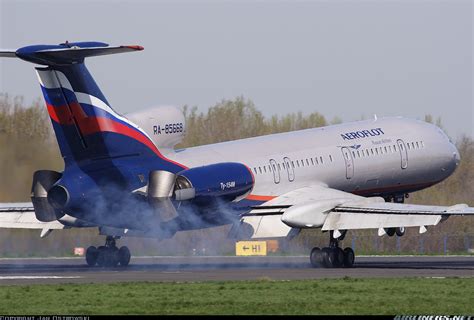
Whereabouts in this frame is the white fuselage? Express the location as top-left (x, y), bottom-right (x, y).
top-left (167, 117), bottom-right (460, 200)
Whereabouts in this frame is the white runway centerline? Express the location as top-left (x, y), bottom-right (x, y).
top-left (0, 275), bottom-right (81, 280)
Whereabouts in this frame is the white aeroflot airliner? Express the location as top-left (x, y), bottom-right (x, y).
top-left (0, 42), bottom-right (473, 268)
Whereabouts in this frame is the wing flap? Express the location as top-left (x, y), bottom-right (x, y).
top-left (322, 212), bottom-right (443, 231)
top-left (245, 185), bottom-right (473, 233)
top-left (240, 215), bottom-right (295, 239)
top-left (335, 202), bottom-right (474, 215)
top-left (0, 211), bottom-right (64, 229)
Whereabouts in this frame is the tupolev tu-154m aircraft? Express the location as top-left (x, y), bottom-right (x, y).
top-left (0, 42), bottom-right (473, 268)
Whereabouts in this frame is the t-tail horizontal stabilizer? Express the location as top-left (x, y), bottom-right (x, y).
top-left (0, 41), bottom-right (143, 65)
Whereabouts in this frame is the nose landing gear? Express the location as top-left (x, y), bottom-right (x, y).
top-left (85, 236), bottom-right (131, 267)
top-left (309, 231), bottom-right (355, 268)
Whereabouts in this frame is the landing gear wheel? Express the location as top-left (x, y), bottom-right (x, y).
top-left (310, 231), bottom-right (357, 268)
top-left (96, 246), bottom-right (107, 268)
top-left (396, 227), bottom-right (406, 237)
top-left (108, 246), bottom-right (119, 267)
top-left (310, 247), bottom-right (322, 267)
top-left (321, 248), bottom-right (332, 268)
top-left (385, 228), bottom-right (396, 237)
top-left (343, 247), bottom-right (355, 268)
top-left (118, 246), bottom-right (131, 267)
top-left (333, 247), bottom-right (344, 268)
top-left (85, 246), bottom-right (98, 267)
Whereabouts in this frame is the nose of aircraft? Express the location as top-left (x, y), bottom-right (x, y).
top-left (452, 143), bottom-right (461, 167)
top-left (441, 141), bottom-right (460, 175)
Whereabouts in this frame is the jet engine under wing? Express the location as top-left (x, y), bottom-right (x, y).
top-left (243, 185), bottom-right (474, 236)
top-left (0, 202), bottom-right (64, 230)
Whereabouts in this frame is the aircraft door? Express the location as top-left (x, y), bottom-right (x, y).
top-left (397, 139), bottom-right (408, 169)
top-left (283, 157), bottom-right (295, 182)
top-left (269, 159), bottom-right (280, 184)
top-left (341, 147), bottom-right (354, 179)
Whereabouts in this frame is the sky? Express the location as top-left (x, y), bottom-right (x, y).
top-left (0, 0), bottom-right (472, 139)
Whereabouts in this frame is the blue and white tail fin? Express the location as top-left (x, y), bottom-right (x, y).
top-left (1, 42), bottom-right (186, 172)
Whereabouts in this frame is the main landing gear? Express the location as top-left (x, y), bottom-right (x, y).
top-left (85, 236), bottom-right (131, 267)
top-left (309, 231), bottom-right (355, 268)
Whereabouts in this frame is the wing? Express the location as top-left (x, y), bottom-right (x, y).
top-left (0, 202), bottom-right (65, 234)
top-left (241, 185), bottom-right (474, 239)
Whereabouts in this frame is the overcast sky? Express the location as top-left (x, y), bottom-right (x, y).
top-left (1, 0), bottom-right (472, 139)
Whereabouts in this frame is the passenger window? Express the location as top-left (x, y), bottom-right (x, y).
top-left (291, 161), bottom-right (295, 168)
top-left (259, 167), bottom-right (262, 174)
top-left (254, 168), bottom-right (257, 174)
top-left (296, 160), bottom-right (300, 167)
top-left (320, 156), bottom-right (324, 164)
top-left (375, 148), bottom-right (379, 155)
top-left (384, 146), bottom-right (388, 153)
top-left (311, 158), bottom-right (314, 165)
top-left (263, 166), bottom-right (267, 173)
top-left (352, 151), bottom-right (356, 158)
top-left (329, 155), bottom-right (333, 162)
top-left (278, 163), bottom-right (281, 171)
top-left (306, 159), bottom-right (310, 166)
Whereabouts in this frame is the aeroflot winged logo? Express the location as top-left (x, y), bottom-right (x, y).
top-left (340, 128), bottom-right (385, 141)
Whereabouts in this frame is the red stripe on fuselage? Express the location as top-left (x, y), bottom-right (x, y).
top-left (246, 194), bottom-right (276, 201)
top-left (46, 102), bottom-right (187, 169)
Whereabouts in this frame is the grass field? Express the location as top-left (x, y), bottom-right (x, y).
top-left (0, 277), bottom-right (473, 315)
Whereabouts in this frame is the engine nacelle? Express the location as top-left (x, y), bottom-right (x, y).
top-left (31, 170), bottom-right (62, 222)
top-left (174, 163), bottom-right (254, 202)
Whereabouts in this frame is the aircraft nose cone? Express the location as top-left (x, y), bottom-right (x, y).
top-left (453, 145), bottom-right (461, 167)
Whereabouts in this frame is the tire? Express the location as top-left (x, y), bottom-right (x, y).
top-left (108, 246), bottom-right (119, 267)
top-left (85, 246), bottom-right (98, 267)
top-left (321, 248), bottom-right (333, 268)
top-left (118, 246), bottom-right (131, 267)
top-left (343, 247), bottom-right (355, 268)
top-left (396, 227), bottom-right (406, 237)
top-left (96, 246), bottom-right (107, 268)
top-left (332, 247), bottom-right (344, 268)
top-left (385, 228), bottom-right (396, 237)
top-left (310, 247), bottom-right (322, 268)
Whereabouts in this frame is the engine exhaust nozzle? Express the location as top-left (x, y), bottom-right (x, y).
top-left (47, 185), bottom-right (70, 209)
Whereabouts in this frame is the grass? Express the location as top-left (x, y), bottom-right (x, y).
top-left (0, 278), bottom-right (473, 315)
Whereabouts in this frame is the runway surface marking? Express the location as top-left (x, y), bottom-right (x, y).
top-left (0, 276), bottom-right (81, 280)
top-left (0, 256), bottom-right (472, 285)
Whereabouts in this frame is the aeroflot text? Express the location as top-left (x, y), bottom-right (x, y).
top-left (340, 128), bottom-right (385, 141)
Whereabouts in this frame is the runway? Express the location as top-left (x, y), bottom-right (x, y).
top-left (0, 255), bottom-right (472, 285)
